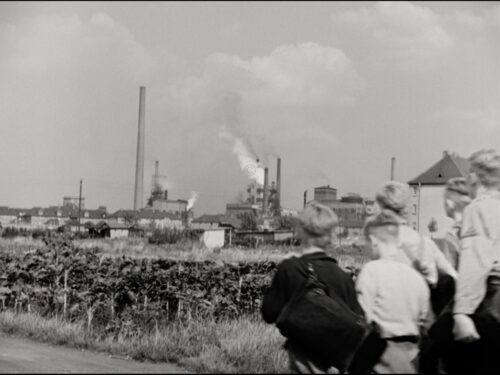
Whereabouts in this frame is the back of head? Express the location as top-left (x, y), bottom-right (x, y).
top-left (375, 181), bottom-right (411, 220)
top-left (363, 209), bottom-right (401, 245)
top-left (444, 177), bottom-right (472, 213)
top-left (469, 149), bottom-right (500, 189)
top-left (298, 202), bottom-right (338, 248)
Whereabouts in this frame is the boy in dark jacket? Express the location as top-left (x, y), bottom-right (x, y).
top-left (261, 202), bottom-right (362, 373)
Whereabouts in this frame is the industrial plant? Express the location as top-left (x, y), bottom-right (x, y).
top-left (0, 86), bottom-right (382, 246)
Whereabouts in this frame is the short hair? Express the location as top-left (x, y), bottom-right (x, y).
top-left (444, 177), bottom-right (472, 210)
top-left (363, 209), bottom-right (401, 243)
top-left (469, 149), bottom-right (500, 188)
top-left (375, 181), bottom-right (411, 219)
top-left (298, 202), bottom-right (338, 248)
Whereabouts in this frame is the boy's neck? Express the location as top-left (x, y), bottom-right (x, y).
top-left (377, 243), bottom-right (400, 260)
top-left (302, 246), bottom-right (325, 255)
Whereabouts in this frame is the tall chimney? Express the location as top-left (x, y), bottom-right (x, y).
top-left (133, 86), bottom-right (146, 210)
top-left (155, 160), bottom-right (159, 177)
top-left (263, 167), bottom-right (269, 215)
top-left (276, 158), bottom-right (281, 212)
top-left (390, 157), bottom-right (396, 181)
top-left (303, 190), bottom-right (307, 208)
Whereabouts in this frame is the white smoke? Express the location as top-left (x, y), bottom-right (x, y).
top-left (187, 191), bottom-right (199, 211)
top-left (219, 129), bottom-right (265, 185)
top-left (157, 176), bottom-right (173, 192)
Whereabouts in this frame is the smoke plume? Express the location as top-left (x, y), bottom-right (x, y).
top-left (187, 191), bottom-right (199, 211)
top-left (219, 129), bottom-right (265, 185)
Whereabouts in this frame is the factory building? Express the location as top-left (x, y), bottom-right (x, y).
top-left (308, 185), bottom-right (370, 238)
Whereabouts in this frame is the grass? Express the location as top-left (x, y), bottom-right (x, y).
top-left (0, 311), bottom-right (289, 373)
top-left (0, 235), bottom-right (370, 269)
top-left (0, 237), bottom-right (47, 255)
top-left (72, 237), bottom-right (370, 268)
top-left (0, 237), bottom-right (369, 373)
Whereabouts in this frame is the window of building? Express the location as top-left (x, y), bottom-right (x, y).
top-left (84, 212), bottom-right (89, 218)
top-left (412, 186), bottom-right (418, 197)
top-left (412, 204), bottom-right (417, 215)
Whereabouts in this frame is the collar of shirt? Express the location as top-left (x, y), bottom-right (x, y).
top-left (302, 246), bottom-right (326, 256)
top-left (475, 187), bottom-right (500, 201)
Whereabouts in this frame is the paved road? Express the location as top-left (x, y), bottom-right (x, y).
top-left (0, 334), bottom-right (188, 373)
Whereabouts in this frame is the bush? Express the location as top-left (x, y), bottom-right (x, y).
top-left (148, 228), bottom-right (201, 245)
top-left (1, 227), bottom-right (32, 238)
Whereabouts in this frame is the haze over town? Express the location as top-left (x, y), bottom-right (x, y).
top-left (0, 1), bottom-right (499, 216)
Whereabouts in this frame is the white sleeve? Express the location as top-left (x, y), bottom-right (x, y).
top-left (355, 265), bottom-right (377, 324)
top-left (425, 236), bottom-right (457, 279)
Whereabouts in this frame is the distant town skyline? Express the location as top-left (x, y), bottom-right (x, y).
top-left (0, 2), bottom-right (498, 215)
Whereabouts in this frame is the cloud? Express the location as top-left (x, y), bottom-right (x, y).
top-left (452, 9), bottom-right (486, 30)
top-left (0, 12), bottom-right (184, 210)
top-left (0, 13), bottom-right (180, 83)
top-left (167, 42), bottom-right (364, 110)
top-left (160, 42), bottom-right (363, 171)
top-left (331, 1), bottom-right (453, 70)
top-left (433, 107), bottom-right (500, 134)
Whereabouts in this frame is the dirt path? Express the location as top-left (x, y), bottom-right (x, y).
top-left (0, 333), bottom-right (189, 373)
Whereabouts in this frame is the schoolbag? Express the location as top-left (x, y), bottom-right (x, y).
top-left (276, 259), bottom-right (369, 372)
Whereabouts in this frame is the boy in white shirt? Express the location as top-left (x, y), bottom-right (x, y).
top-left (355, 209), bottom-right (431, 373)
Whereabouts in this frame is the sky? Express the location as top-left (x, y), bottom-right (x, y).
top-left (0, 1), bottom-right (499, 216)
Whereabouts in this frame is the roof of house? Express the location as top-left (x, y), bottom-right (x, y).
top-left (314, 185), bottom-right (336, 190)
top-left (192, 214), bottom-right (242, 229)
top-left (408, 151), bottom-right (470, 185)
top-left (0, 206), bottom-right (106, 219)
top-left (108, 209), bottom-right (181, 221)
top-left (138, 210), bottom-right (181, 220)
top-left (219, 215), bottom-right (242, 229)
top-left (193, 214), bottom-right (225, 223)
top-left (99, 222), bottom-right (131, 230)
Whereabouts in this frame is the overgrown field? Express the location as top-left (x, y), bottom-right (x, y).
top-left (0, 235), bottom-right (369, 373)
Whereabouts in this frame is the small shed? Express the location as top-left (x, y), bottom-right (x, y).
top-left (202, 229), bottom-right (225, 249)
top-left (90, 222), bottom-right (130, 239)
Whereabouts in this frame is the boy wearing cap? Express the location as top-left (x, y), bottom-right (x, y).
top-left (261, 202), bottom-right (362, 373)
top-left (442, 177), bottom-right (472, 270)
top-left (375, 181), bottom-right (458, 297)
top-left (355, 209), bottom-right (430, 373)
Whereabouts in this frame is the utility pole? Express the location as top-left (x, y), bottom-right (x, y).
top-left (77, 179), bottom-right (82, 233)
top-left (390, 157), bottom-right (396, 181)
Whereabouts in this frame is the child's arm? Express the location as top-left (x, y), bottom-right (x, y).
top-left (425, 236), bottom-right (457, 279)
top-left (355, 265), bottom-right (377, 324)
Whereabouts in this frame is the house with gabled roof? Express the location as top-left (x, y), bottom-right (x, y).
top-left (0, 203), bottom-right (108, 230)
top-left (108, 209), bottom-right (184, 230)
top-left (407, 150), bottom-right (470, 238)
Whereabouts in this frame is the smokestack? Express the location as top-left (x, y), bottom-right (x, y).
top-left (303, 190), bottom-right (307, 208)
top-left (390, 157), bottom-right (396, 181)
top-left (134, 86), bottom-right (146, 210)
top-left (263, 167), bottom-right (269, 215)
top-left (276, 158), bottom-right (281, 212)
top-left (155, 161), bottom-right (159, 178)
top-left (164, 190), bottom-right (168, 200)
